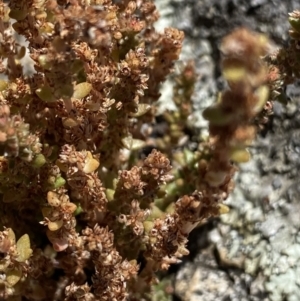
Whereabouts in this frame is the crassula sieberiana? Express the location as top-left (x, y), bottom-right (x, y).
top-left (0, 0), bottom-right (297, 300)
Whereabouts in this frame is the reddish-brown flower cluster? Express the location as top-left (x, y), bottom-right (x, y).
top-left (0, 0), bottom-right (185, 299)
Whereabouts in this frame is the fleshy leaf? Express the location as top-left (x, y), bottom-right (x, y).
top-left (7, 228), bottom-right (16, 245)
top-left (16, 234), bottom-right (33, 262)
top-left (16, 46), bottom-right (26, 60)
top-left (54, 177), bottom-right (66, 189)
top-left (289, 16), bottom-right (300, 33)
top-left (47, 191), bottom-right (61, 207)
top-left (130, 104), bottom-right (151, 117)
top-left (253, 85), bottom-right (269, 113)
top-left (48, 220), bottom-right (64, 231)
top-left (230, 148), bottom-right (251, 163)
top-left (0, 80), bottom-right (8, 92)
top-left (106, 189), bottom-right (115, 202)
top-left (32, 154), bottom-right (46, 168)
top-left (83, 152), bottom-right (100, 173)
top-left (131, 139), bottom-right (146, 150)
top-left (0, 259), bottom-right (9, 271)
top-left (9, 9), bottom-right (28, 21)
top-left (62, 117), bottom-right (78, 128)
top-left (218, 204), bottom-right (230, 214)
top-left (73, 82), bottom-right (92, 99)
top-left (203, 106), bottom-right (233, 125)
top-left (121, 135), bottom-right (146, 150)
top-left (6, 268), bottom-right (22, 287)
top-left (223, 66), bottom-right (246, 82)
top-left (36, 86), bottom-right (56, 102)
top-left (122, 135), bottom-right (133, 149)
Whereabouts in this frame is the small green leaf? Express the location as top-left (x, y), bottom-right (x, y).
top-left (0, 259), bottom-right (9, 271)
top-left (143, 221), bottom-right (154, 234)
top-left (16, 46), bottom-right (26, 60)
top-left (54, 176), bottom-right (66, 189)
top-left (73, 82), bottom-right (92, 99)
top-left (130, 104), bottom-right (151, 117)
top-left (59, 85), bottom-right (74, 98)
top-left (6, 268), bottom-right (22, 287)
top-left (289, 16), bottom-right (300, 33)
top-left (74, 203), bottom-right (83, 216)
top-left (106, 189), bottom-right (115, 202)
top-left (36, 86), bottom-right (56, 102)
top-left (218, 204), bottom-right (230, 214)
top-left (131, 139), bottom-right (146, 150)
top-left (203, 106), bottom-right (232, 125)
top-left (223, 66), bottom-right (246, 82)
top-left (121, 136), bottom-right (146, 150)
top-left (121, 135), bottom-right (133, 149)
top-left (253, 85), bottom-right (269, 113)
top-left (0, 80), bottom-right (8, 92)
top-left (38, 55), bottom-right (51, 69)
top-left (9, 9), bottom-right (28, 21)
top-left (7, 228), bottom-right (16, 245)
top-left (183, 148), bottom-right (194, 164)
top-left (47, 191), bottom-right (61, 207)
top-left (230, 148), bottom-right (251, 163)
top-left (16, 234), bottom-right (33, 262)
top-left (32, 154), bottom-right (46, 168)
top-left (48, 220), bottom-right (64, 231)
top-left (62, 117), bottom-right (78, 128)
top-left (83, 152), bottom-right (100, 174)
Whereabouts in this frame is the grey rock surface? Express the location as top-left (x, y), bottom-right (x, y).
top-left (155, 0), bottom-right (300, 300)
